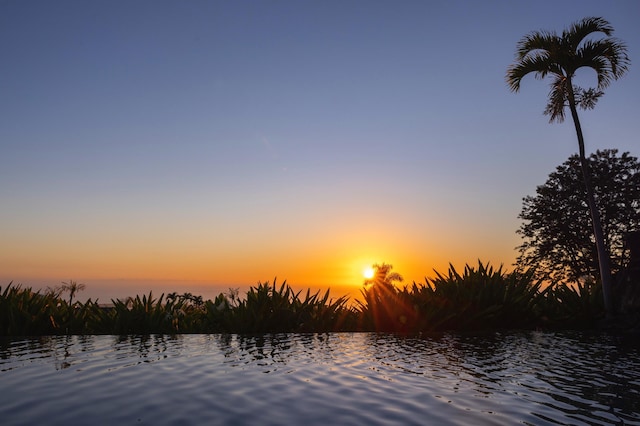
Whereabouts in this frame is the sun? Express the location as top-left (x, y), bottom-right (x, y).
top-left (363, 266), bottom-right (375, 280)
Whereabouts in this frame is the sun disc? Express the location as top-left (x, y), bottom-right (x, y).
top-left (363, 267), bottom-right (375, 279)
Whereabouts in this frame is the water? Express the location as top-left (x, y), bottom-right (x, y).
top-left (1, 332), bottom-right (639, 425)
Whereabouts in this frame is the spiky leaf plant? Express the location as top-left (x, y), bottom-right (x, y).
top-left (408, 262), bottom-right (545, 331)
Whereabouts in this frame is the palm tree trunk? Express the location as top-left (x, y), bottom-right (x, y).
top-left (566, 83), bottom-right (615, 318)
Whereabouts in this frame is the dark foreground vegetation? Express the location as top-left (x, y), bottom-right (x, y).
top-left (1, 262), bottom-right (622, 336)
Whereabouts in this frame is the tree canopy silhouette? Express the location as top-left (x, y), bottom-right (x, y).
top-left (517, 150), bottom-right (640, 284)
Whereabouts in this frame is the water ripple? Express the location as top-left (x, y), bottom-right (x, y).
top-left (1, 332), bottom-right (639, 425)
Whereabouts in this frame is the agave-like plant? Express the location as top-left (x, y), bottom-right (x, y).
top-left (0, 283), bottom-right (108, 335)
top-left (0, 284), bottom-right (57, 335)
top-left (103, 292), bottom-right (180, 334)
top-left (296, 288), bottom-right (357, 332)
top-left (0, 269), bottom-right (609, 335)
top-left (540, 280), bottom-right (604, 328)
top-left (203, 280), bottom-right (354, 333)
top-left (409, 261), bottom-right (546, 331)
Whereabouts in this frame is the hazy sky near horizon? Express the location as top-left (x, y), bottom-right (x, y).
top-left (1, 0), bottom-right (639, 301)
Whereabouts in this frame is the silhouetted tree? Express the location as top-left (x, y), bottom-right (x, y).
top-left (517, 150), bottom-right (640, 284)
top-left (60, 280), bottom-right (86, 306)
top-left (506, 17), bottom-right (630, 316)
top-left (364, 263), bottom-right (404, 293)
top-left (359, 263), bottom-right (408, 331)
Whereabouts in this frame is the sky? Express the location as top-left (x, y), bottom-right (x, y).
top-left (1, 0), bottom-right (639, 303)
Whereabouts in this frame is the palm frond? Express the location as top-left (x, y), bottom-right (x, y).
top-left (507, 16), bottom-right (628, 121)
top-left (576, 39), bottom-right (630, 88)
top-left (506, 53), bottom-right (563, 92)
top-left (564, 17), bottom-right (613, 49)
top-left (515, 31), bottom-right (558, 60)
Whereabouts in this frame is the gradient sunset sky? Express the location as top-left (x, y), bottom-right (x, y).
top-left (1, 0), bottom-right (639, 302)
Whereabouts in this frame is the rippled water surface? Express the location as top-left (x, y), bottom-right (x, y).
top-left (1, 332), bottom-right (639, 425)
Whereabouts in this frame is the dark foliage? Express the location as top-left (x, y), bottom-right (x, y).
top-left (517, 149), bottom-right (640, 284)
top-left (1, 265), bottom-right (609, 336)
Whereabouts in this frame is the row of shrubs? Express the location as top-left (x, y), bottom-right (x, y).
top-left (0, 262), bottom-right (604, 336)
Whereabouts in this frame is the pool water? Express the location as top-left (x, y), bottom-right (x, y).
top-left (1, 332), bottom-right (639, 425)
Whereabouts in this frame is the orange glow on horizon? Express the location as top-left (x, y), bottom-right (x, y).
top-left (0, 211), bottom-right (520, 304)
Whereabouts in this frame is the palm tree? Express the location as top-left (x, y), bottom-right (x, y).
top-left (364, 263), bottom-right (404, 293)
top-left (60, 280), bottom-right (86, 306)
top-left (506, 17), bottom-right (630, 317)
top-left (360, 263), bottom-right (406, 331)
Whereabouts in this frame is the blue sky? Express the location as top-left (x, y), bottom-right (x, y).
top-left (1, 0), bottom-right (638, 302)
